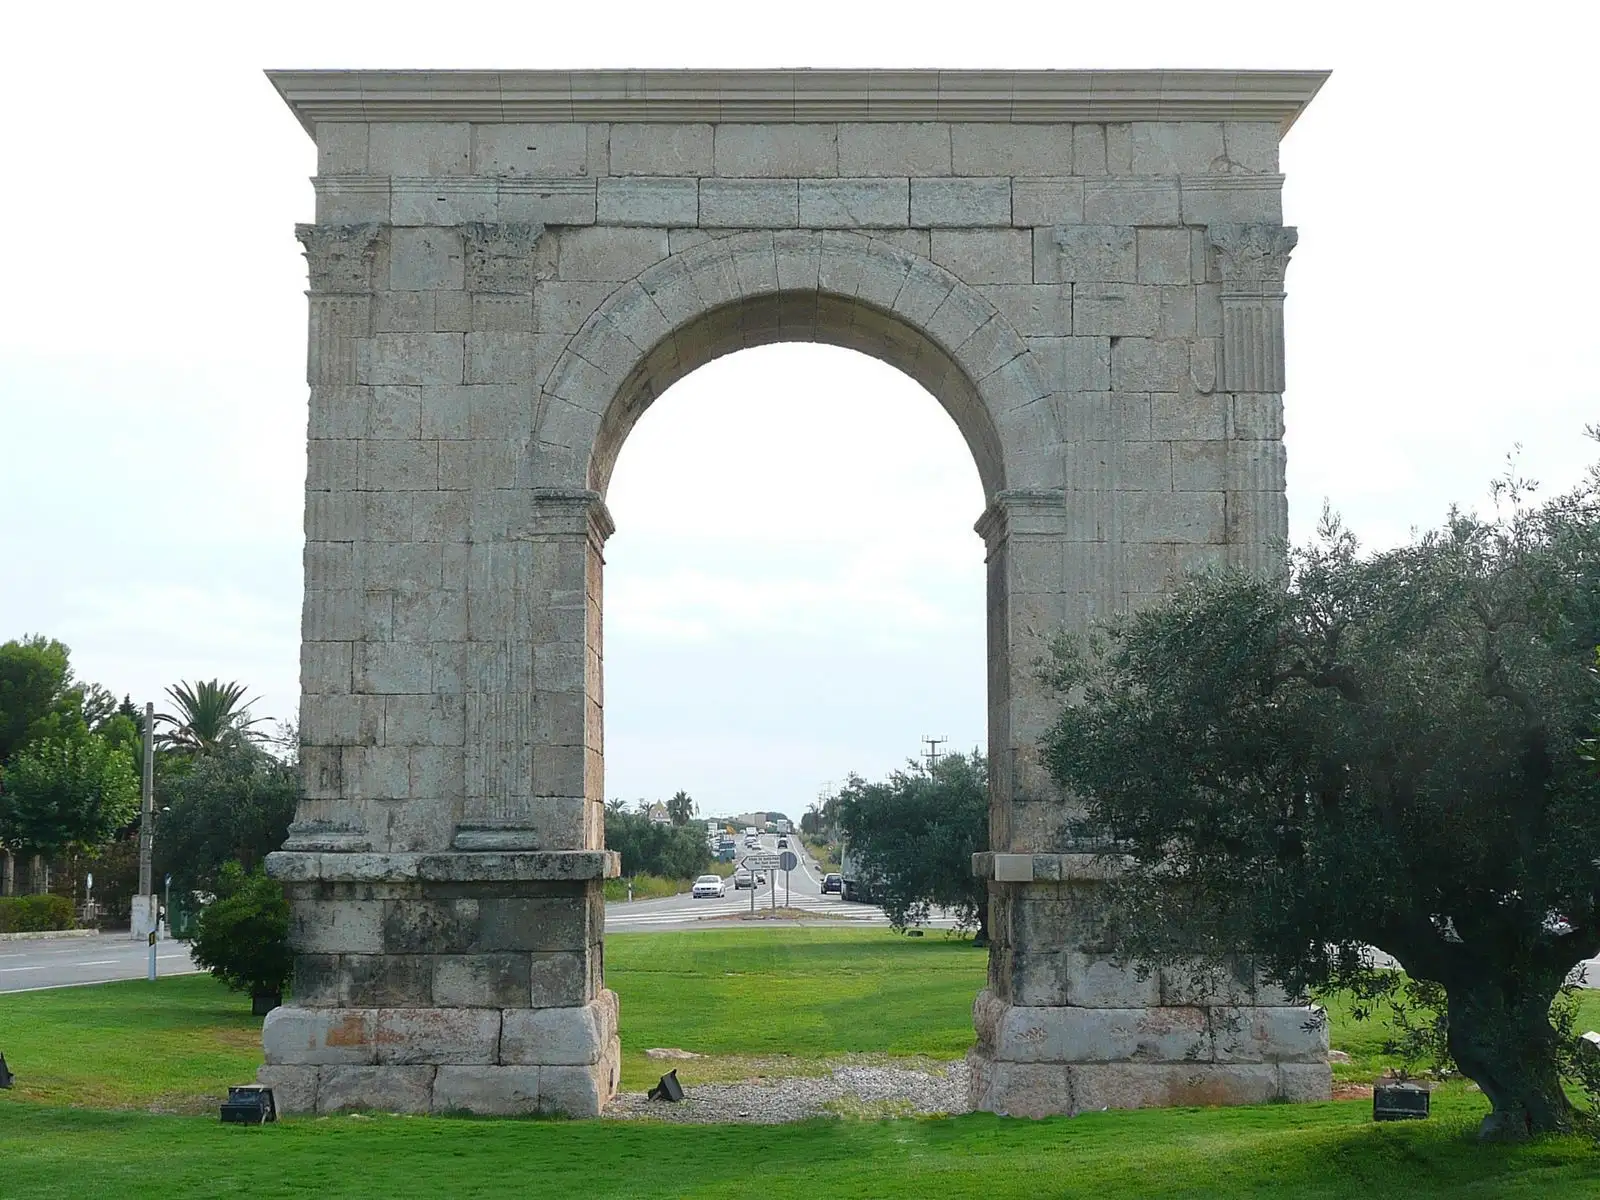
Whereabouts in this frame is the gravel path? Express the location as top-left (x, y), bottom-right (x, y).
top-left (605, 1060), bottom-right (971, 1124)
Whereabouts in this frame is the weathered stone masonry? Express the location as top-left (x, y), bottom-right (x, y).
top-left (264, 69), bottom-right (1329, 1117)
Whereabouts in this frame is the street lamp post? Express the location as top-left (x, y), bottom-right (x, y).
top-left (132, 702), bottom-right (159, 942)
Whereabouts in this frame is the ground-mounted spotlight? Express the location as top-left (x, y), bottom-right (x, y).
top-left (0, 1053), bottom-right (14, 1089)
top-left (1372, 1081), bottom-right (1429, 1122)
top-left (220, 1084), bottom-right (277, 1124)
top-left (648, 1069), bottom-right (684, 1102)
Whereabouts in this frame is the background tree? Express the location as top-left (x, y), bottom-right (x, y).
top-left (604, 808), bottom-right (711, 879)
top-left (1043, 464), bottom-right (1600, 1139)
top-left (0, 636), bottom-right (85, 765)
top-left (832, 750), bottom-right (989, 943)
top-left (0, 733), bottom-right (140, 880)
top-left (666, 789), bottom-right (696, 826)
top-left (156, 679), bottom-right (266, 755)
top-left (154, 742), bottom-right (298, 897)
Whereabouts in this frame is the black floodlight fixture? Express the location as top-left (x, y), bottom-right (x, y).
top-left (1372, 1081), bottom-right (1430, 1122)
top-left (0, 1053), bottom-right (13, 1088)
top-left (220, 1084), bottom-right (277, 1124)
top-left (648, 1069), bottom-right (684, 1102)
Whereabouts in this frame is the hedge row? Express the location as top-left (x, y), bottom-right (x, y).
top-left (0, 894), bottom-right (75, 933)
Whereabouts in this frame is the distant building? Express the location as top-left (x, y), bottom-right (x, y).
top-left (646, 803), bottom-right (670, 824)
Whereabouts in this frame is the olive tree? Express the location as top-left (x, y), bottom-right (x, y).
top-left (1044, 466), bottom-right (1600, 1139)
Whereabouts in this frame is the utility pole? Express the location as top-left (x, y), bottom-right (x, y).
top-left (133, 702), bottom-right (158, 942)
top-left (921, 734), bottom-right (947, 771)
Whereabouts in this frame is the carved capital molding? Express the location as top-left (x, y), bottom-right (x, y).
top-left (295, 223), bottom-right (383, 293)
top-left (1208, 223), bottom-right (1297, 295)
top-left (975, 488), bottom-right (1067, 553)
top-left (463, 221), bottom-right (547, 294)
top-left (525, 486), bottom-right (616, 548)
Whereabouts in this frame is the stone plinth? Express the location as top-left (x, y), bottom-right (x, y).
top-left (967, 853), bottom-right (1331, 1116)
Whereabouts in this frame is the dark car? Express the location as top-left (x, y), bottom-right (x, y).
top-left (777, 837), bottom-right (788, 848)
top-left (821, 873), bottom-right (842, 895)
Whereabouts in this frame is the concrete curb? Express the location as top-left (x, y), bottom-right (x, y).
top-left (0, 927), bottom-right (99, 942)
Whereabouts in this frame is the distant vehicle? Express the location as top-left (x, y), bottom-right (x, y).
top-left (840, 842), bottom-right (882, 903)
top-left (776, 819), bottom-right (792, 835)
top-left (821, 873), bottom-right (842, 895)
top-left (691, 875), bottom-right (726, 899)
top-left (733, 867), bottom-right (755, 889)
top-left (776, 837), bottom-right (789, 848)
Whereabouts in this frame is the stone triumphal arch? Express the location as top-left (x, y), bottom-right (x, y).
top-left (261, 69), bottom-right (1329, 1117)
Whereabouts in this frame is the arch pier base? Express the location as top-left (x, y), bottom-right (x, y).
top-left (258, 849), bottom-right (621, 1116)
top-left (968, 853), bottom-right (1330, 1117)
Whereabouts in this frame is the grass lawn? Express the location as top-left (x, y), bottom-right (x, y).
top-left (1, 927), bottom-right (1596, 1198)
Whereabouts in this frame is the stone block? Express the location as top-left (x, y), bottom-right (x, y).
top-left (978, 284), bottom-right (1070, 338)
top-left (699, 178), bottom-right (798, 227)
top-left (1049, 225), bottom-right (1136, 283)
top-left (359, 333), bottom-right (464, 387)
top-left (1073, 125), bottom-right (1107, 175)
top-left (432, 1065), bottom-right (542, 1115)
top-left (316, 122), bottom-right (368, 176)
top-left (1211, 1006), bottom-right (1328, 1064)
top-left (1072, 286), bottom-right (1158, 337)
top-left (540, 1043), bottom-right (618, 1117)
top-left (257, 1064), bottom-right (319, 1114)
top-left (1124, 490), bottom-right (1225, 545)
top-left (1083, 179), bottom-right (1181, 225)
top-left (316, 1065), bottom-right (435, 1114)
top-left (969, 1052), bottom-right (1074, 1118)
top-left (471, 125), bottom-right (588, 176)
top-left (290, 900), bottom-right (385, 955)
top-left (930, 229), bottom-right (1031, 285)
top-left (1233, 394), bottom-right (1284, 441)
top-left (367, 123), bottom-right (470, 176)
top-left (1137, 229), bottom-right (1193, 285)
top-left (1222, 122), bottom-right (1280, 174)
top-left (433, 953), bottom-right (531, 1008)
top-left (374, 1006), bottom-right (501, 1065)
top-left (478, 895), bottom-right (592, 952)
top-left (557, 226), bottom-right (668, 282)
top-left (1152, 391), bottom-right (1229, 441)
top-left (1278, 1062), bottom-right (1333, 1103)
top-left (388, 228), bottom-right (464, 292)
top-left (1011, 178), bottom-right (1085, 226)
top-left (1069, 1062), bottom-right (1280, 1111)
top-left (382, 897), bottom-right (481, 955)
top-left (838, 123), bottom-right (951, 176)
top-left (529, 951), bottom-right (592, 1006)
top-left (1170, 440), bottom-right (1229, 491)
top-left (263, 1005), bottom-right (376, 1065)
top-left (1157, 959), bottom-right (1259, 1006)
top-left (1180, 177), bottom-right (1284, 224)
top-left (596, 177), bottom-right (699, 226)
top-left (909, 177), bottom-right (1010, 227)
top-left (609, 124), bottom-right (713, 175)
top-left (501, 993), bottom-right (617, 1066)
top-left (713, 124), bottom-right (837, 176)
top-left (374, 291), bottom-right (435, 333)
top-left (798, 178), bottom-right (910, 227)
top-left (1064, 953), bottom-right (1163, 1008)
top-left (1111, 338), bottom-right (1189, 392)
top-left (533, 281), bottom-right (614, 334)
top-left (952, 123), bottom-right (1073, 176)
top-left (1026, 336), bottom-right (1110, 392)
top-left (1130, 122), bottom-right (1226, 175)
top-left (340, 953), bottom-right (435, 1006)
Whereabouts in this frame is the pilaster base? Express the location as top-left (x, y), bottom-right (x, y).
top-left (259, 991), bottom-right (621, 1116)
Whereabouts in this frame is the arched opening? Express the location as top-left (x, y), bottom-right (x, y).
top-left (598, 339), bottom-right (991, 1098)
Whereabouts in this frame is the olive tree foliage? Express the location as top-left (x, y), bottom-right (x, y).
top-left (832, 750), bottom-right (989, 942)
top-left (0, 733), bottom-right (140, 859)
top-left (1043, 463), bottom-right (1600, 1140)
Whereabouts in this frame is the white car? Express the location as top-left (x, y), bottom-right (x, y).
top-left (691, 875), bottom-right (726, 898)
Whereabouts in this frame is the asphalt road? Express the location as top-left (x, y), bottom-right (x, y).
top-left (0, 933), bottom-right (201, 994)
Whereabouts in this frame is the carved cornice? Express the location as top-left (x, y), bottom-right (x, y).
top-left (1208, 223), bottom-right (1298, 293)
top-left (463, 222), bottom-right (547, 294)
top-left (295, 222), bottom-right (383, 293)
top-left (975, 488), bottom-right (1066, 551)
top-left (268, 69), bottom-right (1329, 134)
top-left (526, 486), bottom-right (616, 547)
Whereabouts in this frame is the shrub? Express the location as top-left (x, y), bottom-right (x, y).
top-left (0, 893), bottom-right (75, 933)
top-left (190, 863), bottom-right (292, 998)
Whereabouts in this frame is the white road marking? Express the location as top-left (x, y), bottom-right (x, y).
top-left (0, 965), bottom-right (46, 972)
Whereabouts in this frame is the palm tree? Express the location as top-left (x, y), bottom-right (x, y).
top-left (156, 679), bottom-right (268, 755)
top-left (665, 790), bottom-right (696, 826)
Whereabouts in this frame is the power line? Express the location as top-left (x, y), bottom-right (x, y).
top-left (921, 734), bottom-right (948, 770)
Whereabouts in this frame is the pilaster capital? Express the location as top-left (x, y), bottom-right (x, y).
top-left (463, 222), bottom-right (547, 294)
top-left (1208, 223), bottom-right (1297, 295)
top-left (295, 222), bottom-right (384, 293)
top-left (975, 488), bottom-right (1067, 552)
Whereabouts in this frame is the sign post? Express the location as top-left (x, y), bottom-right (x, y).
top-left (744, 853), bottom-right (781, 913)
top-left (147, 930), bottom-right (157, 981)
top-left (778, 850), bottom-right (798, 907)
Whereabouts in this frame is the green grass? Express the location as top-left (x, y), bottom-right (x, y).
top-left (2, 929), bottom-right (1597, 1198)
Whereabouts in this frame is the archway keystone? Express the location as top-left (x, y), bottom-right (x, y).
top-left (264, 68), bottom-right (1329, 1118)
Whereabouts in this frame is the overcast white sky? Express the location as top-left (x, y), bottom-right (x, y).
top-left (2, 1), bottom-right (1595, 818)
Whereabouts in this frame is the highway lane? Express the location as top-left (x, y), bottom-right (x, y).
top-left (0, 933), bottom-right (201, 994)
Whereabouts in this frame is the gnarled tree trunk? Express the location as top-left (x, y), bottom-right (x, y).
top-left (1444, 972), bottom-right (1571, 1139)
